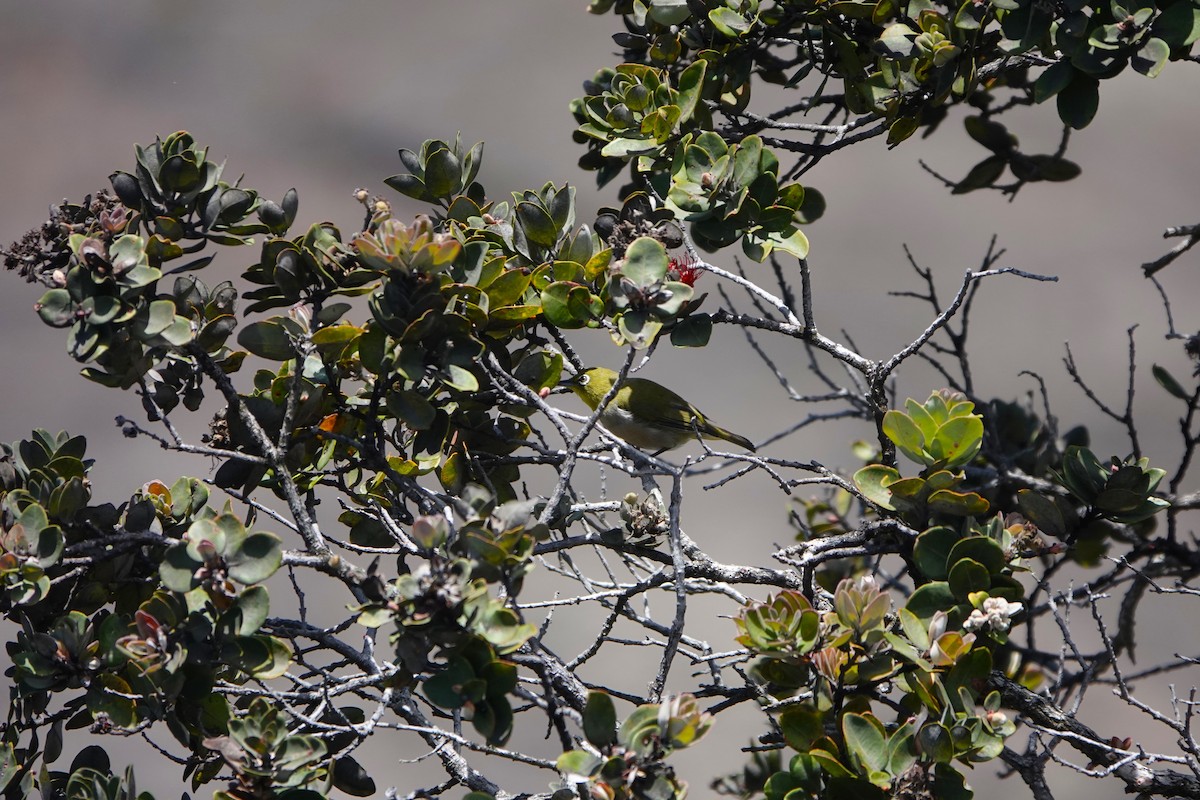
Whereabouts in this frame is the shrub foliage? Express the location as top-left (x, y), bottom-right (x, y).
top-left (3, 1), bottom-right (1200, 799)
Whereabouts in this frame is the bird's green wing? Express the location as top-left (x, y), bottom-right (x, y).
top-left (622, 378), bottom-right (755, 450)
top-left (622, 378), bottom-right (701, 430)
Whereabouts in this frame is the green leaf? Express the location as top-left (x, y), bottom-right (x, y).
top-left (675, 59), bottom-right (707, 122)
top-left (234, 585), bottom-right (271, 636)
top-left (741, 232), bottom-right (769, 263)
top-left (622, 236), bottom-right (670, 286)
top-left (905, 398), bottom-right (938, 441)
top-left (709, 6), bottom-right (751, 35)
top-left (843, 713), bottom-right (888, 773)
top-left (388, 390), bottom-right (437, 429)
top-left (357, 606), bottom-right (392, 628)
top-left (1132, 36), bottom-right (1170, 77)
top-left (891, 477), bottom-right (928, 510)
top-left (237, 319), bottom-right (295, 360)
top-left (779, 705), bottom-right (824, 751)
top-left (898, 607), bottom-right (931, 651)
top-left (808, 748), bottom-right (854, 778)
top-left (644, 106), bottom-right (683, 143)
top-left (948, 558), bottom-right (991, 600)
top-left (883, 410), bottom-right (928, 464)
top-left (513, 350), bottom-right (563, 391)
top-left (481, 659), bottom-right (519, 697)
top-left (541, 282), bottom-right (589, 328)
top-left (88, 674), bottom-right (136, 729)
top-left (764, 226), bottom-right (810, 260)
top-left (43, 720), bottom-right (63, 765)
top-left (650, 0), bottom-right (692, 24)
top-left (557, 750), bottom-right (602, 779)
top-left (912, 526), bottom-right (959, 580)
top-left (160, 545), bottom-right (199, 593)
top-left (358, 323), bottom-right (386, 374)
top-left (621, 705), bottom-right (662, 753)
top-left (584, 691), bottom-right (618, 749)
top-left (35, 289), bottom-right (75, 327)
top-left (485, 269), bottom-right (533, 308)
top-left (1154, 0), bottom-right (1200, 46)
top-left (887, 116), bottom-right (919, 146)
top-left (489, 304), bottom-right (541, 325)
top-left (947, 536), bottom-right (1006, 575)
top-left (1057, 445), bottom-right (1106, 502)
top-left (384, 173), bottom-right (427, 200)
top-left (878, 22), bottom-right (918, 57)
top-left (197, 314), bottom-right (237, 351)
top-left (228, 532), bottom-right (284, 585)
top-left (1017, 489), bottom-right (1067, 538)
top-left (1110, 495), bottom-right (1170, 524)
top-left (1153, 364), bottom-right (1190, 400)
top-left (917, 722), bottom-right (954, 763)
top-left (246, 635), bottom-right (293, 679)
top-left (444, 364), bottom-right (480, 392)
top-left (794, 185), bottom-right (826, 224)
top-left (932, 763), bottom-right (973, 800)
top-left (1034, 61), bottom-right (1074, 103)
top-left (873, 0), bottom-right (900, 21)
top-left (875, 750), bottom-right (907, 788)
top-left (447, 194), bottom-right (483, 224)
top-left (953, 0), bottom-right (984, 29)
top-left (424, 658), bottom-right (475, 709)
top-left (332, 756), bottom-right (376, 797)
top-left (731, 135), bottom-right (764, 189)
top-left (600, 137), bottom-right (659, 158)
top-left (906, 581), bottom-right (956, 622)
top-left (516, 201), bottom-right (560, 248)
top-left (424, 147), bottom-right (461, 197)
top-left (931, 416), bottom-right (983, 468)
top-left (114, 242), bottom-right (160, 287)
top-left (0, 743), bottom-right (19, 791)
top-left (670, 314), bottom-right (712, 347)
top-left (652, 281), bottom-right (694, 316)
top-left (461, 140), bottom-right (485, 187)
top-left (159, 317), bottom-right (194, 347)
top-left (616, 310), bottom-right (662, 349)
top-left (926, 488), bottom-right (989, 516)
top-left (1057, 73), bottom-right (1100, 129)
top-left (160, 154), bottom-right (202, 193)
top-left (568, 286), bottom-right (603, 322)
top-left (853, 464), bottom-right (900, 509)
top-left (311, 324), bottom-right (361, 355)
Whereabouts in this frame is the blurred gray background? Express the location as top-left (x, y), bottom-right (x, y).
top-left (2, 3), bottom-right (1198, 798)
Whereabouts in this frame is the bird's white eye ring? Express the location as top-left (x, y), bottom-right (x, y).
top-left (579, 374), bottom-right (590, 385)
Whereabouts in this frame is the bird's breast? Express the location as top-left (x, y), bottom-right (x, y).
top-left (598, 405), bottom-right (690, 451)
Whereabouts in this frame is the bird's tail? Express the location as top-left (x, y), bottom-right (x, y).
top-left (705, 424), bottom-right (756, 452)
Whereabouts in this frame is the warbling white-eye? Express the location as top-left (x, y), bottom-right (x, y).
top-left (560, 367), bottom-right (755, 453)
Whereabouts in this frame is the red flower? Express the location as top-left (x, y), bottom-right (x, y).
top-left (668, 254), bottom-right (701, 286)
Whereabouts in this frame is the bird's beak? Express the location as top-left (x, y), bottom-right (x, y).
top-left (558, 373), bottom-right (582, 388)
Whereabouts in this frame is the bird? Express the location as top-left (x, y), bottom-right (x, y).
top-left (560, 367), bottom-right (755, 454)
